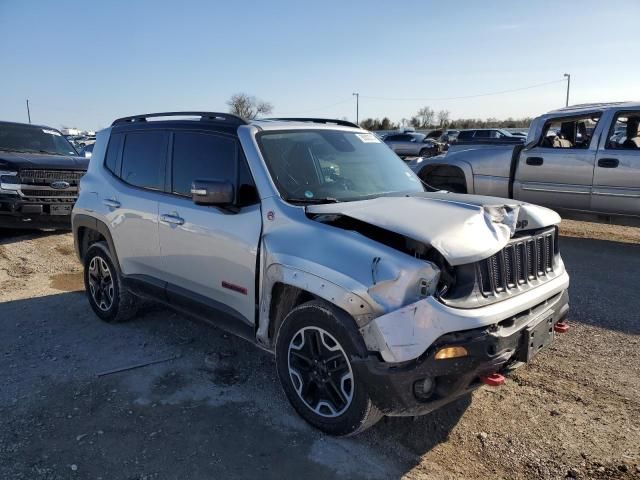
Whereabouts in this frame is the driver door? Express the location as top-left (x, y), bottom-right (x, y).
top-left (157, 130), bottom-right (261, 326)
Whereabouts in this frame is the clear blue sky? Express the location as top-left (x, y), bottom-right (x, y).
top-left (1, 0), bottom-right (638, 130)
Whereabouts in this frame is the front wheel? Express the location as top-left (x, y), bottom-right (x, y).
top-left (275, 300), bottom-right (383, 436)
top-left (419, 147), bottom-right (436, 158)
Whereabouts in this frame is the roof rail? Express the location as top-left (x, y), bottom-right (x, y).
top-left (265, 118), bottom-right (360, 129)
top-left (111, 111), bottom-right (247, 127)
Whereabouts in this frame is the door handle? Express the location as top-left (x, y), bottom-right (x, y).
top-left (526, 157), bottom-right (544, 166)
top-left (160, 213), bottom-right (185, 225)
top-left (598, 158), bottom-right (619, 168)
top-left (103, 198), bottom-right (121, 208)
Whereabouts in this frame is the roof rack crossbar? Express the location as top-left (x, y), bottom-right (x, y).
top-left (266, 118), bottom-right (360, 128)
top-left (111, 111), bottom-right (247, 126)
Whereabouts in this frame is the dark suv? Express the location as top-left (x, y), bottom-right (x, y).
top-left (0, 121), bottom-right (89, 229)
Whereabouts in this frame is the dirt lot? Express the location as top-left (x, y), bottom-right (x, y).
top-left (1, 221), bottom-right (639, 480)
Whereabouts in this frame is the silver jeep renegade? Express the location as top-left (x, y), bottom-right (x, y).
top-left (72, 112), bottom-right (570, 436)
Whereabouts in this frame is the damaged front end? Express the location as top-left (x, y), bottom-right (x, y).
top-left (307, 193), bottom-right (568, 363)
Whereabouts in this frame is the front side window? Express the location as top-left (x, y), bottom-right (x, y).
top-left (606, 112), bottom-right (640, 150)
top-left (171, 132), bottom-right (236, 196)
top-left (0, 124), bottom-right (77, 156)
top-left (121, 131), bottom-right (168, 190)
top-left (258, 130), bottom-right (424, 203)
top-left (539, 115), bottom-right (601, 149)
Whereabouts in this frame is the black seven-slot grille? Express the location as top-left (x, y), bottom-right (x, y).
top-left (478, 227), bottom-right (557, 296)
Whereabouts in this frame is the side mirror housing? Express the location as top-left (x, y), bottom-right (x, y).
top-left (191, 180), bottom-right (234, 206)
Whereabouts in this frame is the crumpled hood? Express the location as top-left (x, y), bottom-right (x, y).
top-left (306, 192), bottom-right (561, 266)
top-left (0, 151), bottom-right (89, 171)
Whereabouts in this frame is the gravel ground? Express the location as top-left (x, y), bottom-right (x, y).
top-left (0, 222), bottom-right (638, 480)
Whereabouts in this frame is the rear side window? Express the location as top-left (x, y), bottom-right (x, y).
top-left (121, 131), bottom-right (168, 190)
top-left (104, 133), bottom-right (124, 174)
top-left (474, 130), bottom-right (490, 138)
top-left (457, 131), bottom-right (473, 140)
top-left (171, 132), bottom-right (237, 196)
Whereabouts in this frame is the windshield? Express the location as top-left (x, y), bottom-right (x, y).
top-left (258, 130), bottom-right (424, 203)
top-left (0, 124), bottom-right (78, 156)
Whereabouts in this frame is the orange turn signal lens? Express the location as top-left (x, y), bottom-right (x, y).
top-left (434, 346), bottom-right (468, 360)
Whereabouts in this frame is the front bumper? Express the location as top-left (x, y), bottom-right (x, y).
top-left (355, 288), bottom-right (569, 417)
top-left (0, 196), bottom-right (72, 229)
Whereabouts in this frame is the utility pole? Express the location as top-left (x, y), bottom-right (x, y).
top-left (26, 99), bottom-right (31, 124)
top-left (352, 92), bottom-right (359, 125)
top-left (563, 73), bottom-right (571, 107)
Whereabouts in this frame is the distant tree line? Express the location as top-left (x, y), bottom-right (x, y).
top-left (225, 95), bottom-right (532, 130)
top-left (359, 105), bottom-right (532, 130)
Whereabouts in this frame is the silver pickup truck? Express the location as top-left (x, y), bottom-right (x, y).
top-left (410, 102), bottom-right (640, 220)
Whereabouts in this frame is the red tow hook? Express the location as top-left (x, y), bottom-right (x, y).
top-left (554, 321), bottom-right (570, 333)
top-left (480, 373), bottom-right (505, 387)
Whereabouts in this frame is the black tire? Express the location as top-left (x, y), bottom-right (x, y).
top-left (419, 148), bottom-right (432, 158)
top-left (83, 242), bottom-right (138, 323)
top-left (275, 300), bottom-right (383, 436)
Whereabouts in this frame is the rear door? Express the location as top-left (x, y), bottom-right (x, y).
top-left (157, 130), bottom-right (262, 325)
top-left (592, 109), bottom-right (640, 215)
top-left (513, 115), bottom-right (603, 211)
top-left (102, 129), bottom-right (167, 279)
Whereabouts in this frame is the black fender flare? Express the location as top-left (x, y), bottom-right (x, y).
top-left (72, 214), bottom-right (121, 270)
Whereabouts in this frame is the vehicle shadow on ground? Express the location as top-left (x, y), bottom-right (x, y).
top-left (561, 236), bottom-right (640, 335)
top-left (0, 228), bottom-right (66, 246)
top-left (0, 291), bottom-right (469, 479)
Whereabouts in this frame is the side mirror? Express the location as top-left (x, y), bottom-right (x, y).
top-left (191, 180), bottom-right (234, 206)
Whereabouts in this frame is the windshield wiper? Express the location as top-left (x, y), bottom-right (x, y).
top-left (285, 197), bottom-right (340, 204)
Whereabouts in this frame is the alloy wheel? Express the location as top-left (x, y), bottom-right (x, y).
top-left (87, 256), bottom-right (114, 311)
top-left (287, 326), bottom-right (354, 417)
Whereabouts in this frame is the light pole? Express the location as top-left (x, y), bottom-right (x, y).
top-left (563, 73), bottom-right (571, 107)
top-left (26, 99), bottom-right (31, 124)
top-left (352, 92), bottom-right (359, 125)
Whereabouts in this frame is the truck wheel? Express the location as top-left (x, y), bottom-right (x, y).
top-left (419, 148), bottom-right (432, 157)
top-left (83, 242), bottom-right (137, 323)
top-left (275, 300), bottom-right (383, 436)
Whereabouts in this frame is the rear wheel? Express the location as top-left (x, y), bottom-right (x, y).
top-left (275, 300), bottom-right (383, 436)
top-left (83, 242), bottom-right (137, 323)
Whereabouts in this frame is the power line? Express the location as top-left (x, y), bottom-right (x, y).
top-left (269, 78), bottom-right (566, 119)
top-left (359, 78), bottom-right (566, 102)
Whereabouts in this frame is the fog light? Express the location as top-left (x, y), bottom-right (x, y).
top-left (435, 346), bottom-right (468, 360)
top-left (414, 377), bottom-right (435, 400)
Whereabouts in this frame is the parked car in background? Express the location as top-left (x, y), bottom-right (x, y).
top-left (441, 129), bottom-right (460, 143)
top-left (410, 102), bottom-right (640, 220)
top-left (72, 112), bottom-right (569, 436)
top-left (78, 143), bottom-right (94, 158)
top-left (510, 131), bottom-right (528, 138)
top-left (0, 120), bottom-right (88, 229)
top-left (384, 132), bottom-right (441, 158)
top-left (456, 128), bottom-right (525, 143)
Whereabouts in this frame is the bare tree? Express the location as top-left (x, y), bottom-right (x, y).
top-left (226, 93), bottom-right (273, 120)
top-left (437, 110), bottom-right (450, 127)
top-left (417, 106), bottom-right (435, 128)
